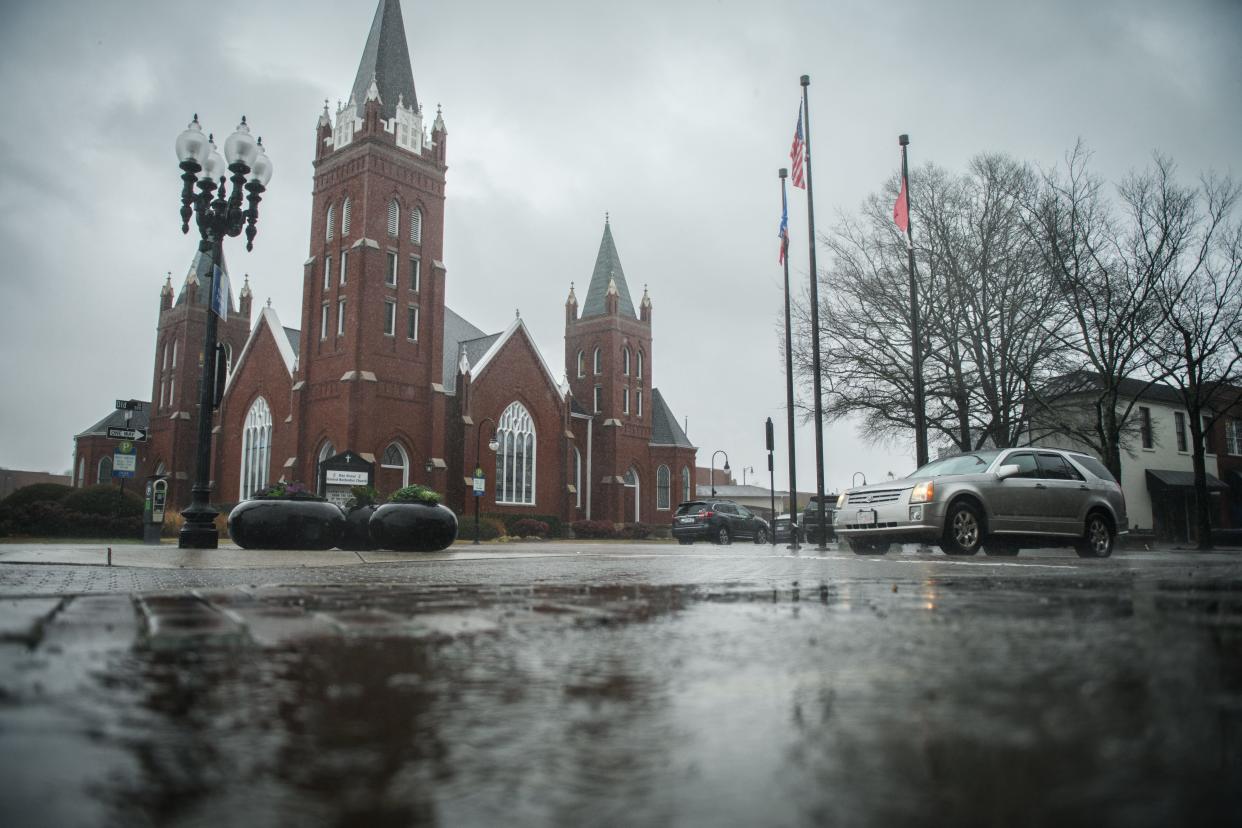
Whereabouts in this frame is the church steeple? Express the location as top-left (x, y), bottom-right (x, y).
top-left (581, 216), bottom-right (636, 319)
top-left (350, 0), bottom-right (418, 121)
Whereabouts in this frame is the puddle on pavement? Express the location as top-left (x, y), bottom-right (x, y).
top-left (0, 580), bottom-right (1239, 826)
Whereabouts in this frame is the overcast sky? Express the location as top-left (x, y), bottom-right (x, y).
top-left (1, 0), bottom-right (1239, 494)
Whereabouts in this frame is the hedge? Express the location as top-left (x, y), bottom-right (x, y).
top-left (61, 485), bottom-right (144, 518)
top-left (0, 483), bottom-right (74, 510)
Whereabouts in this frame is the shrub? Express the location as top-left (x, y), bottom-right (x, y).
top-left (489, 513), bottom-right (563, 538)
top-left (0, 483), bottom-right (74, 511)
top-left (388, 484), bottom-right (442, 506)
top-left (62, 485), bottom-right (144, 518)
top-left (162, 509), bottom-right (230, 540)
top-left (617, 522), bottom-right (653, 540)
top-left (510, 518), bottom-right (550, 538)
top-left (456, 513), bottom-right (507, 541)
top-left (251, 481), bottom-right (324, 501)
top-left (571, 519), bottom-right (616, 539)
top-left (345, 485), bottom-right (381, 510)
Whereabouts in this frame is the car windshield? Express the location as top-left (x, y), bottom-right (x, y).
top-left (675, 502), bottom-right (707, 516)
top-left (908, 450), bottom-right (1002, 479)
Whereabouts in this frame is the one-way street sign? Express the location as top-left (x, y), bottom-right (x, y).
top-left (107, 427), bottom-right (148, 441)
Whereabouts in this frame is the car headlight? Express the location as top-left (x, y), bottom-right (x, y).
top-left (910, 480), bottom-right (934, 504)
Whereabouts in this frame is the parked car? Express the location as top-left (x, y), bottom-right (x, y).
top-left (832, 448), bottom-right (1128, 558)
top-left (672, 499), bottom-right (770, 545)
top-left (801, 496), bottom-right (837, 544)
top-left (773, 513), bottom-right (802, 544)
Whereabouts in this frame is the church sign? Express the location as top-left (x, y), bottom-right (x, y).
top-left (318, 451), bottom-right (375, 508)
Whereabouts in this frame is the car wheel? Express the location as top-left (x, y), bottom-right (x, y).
top-left (677, 537), bottom-right (693, 545)
top-left (848, 538), bottom-right (889, 555)
top-left (984, 541), bottom-right (1019, 556)
top-left (714, 526), bottom-right (731, 545)
top-left (940, 501), bottom-right (983, 556)
top-left (1075, 512), bottom-right (1114, 558)
top-left (754, 527), bottom-right (768, 544)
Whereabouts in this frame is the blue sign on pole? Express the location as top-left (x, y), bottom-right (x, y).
top-left (472, 476), bottom-right (485, 496)
top-left (113, 441), bottom-right (137, 479)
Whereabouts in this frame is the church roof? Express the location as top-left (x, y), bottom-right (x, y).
top-left (76, 405), bottom-right (151, 439)
top-left (580, 219), bottom-right (636, 319)
top-left (175, 247), bottom-right (236, 314)
top-left (441, 307), bottom-right (495, 392)
top-left (649, 388), bottom-right (694, 448)
top-left (351, 0), bottom-right (419, 120)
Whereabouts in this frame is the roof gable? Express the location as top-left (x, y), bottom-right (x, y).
top-left (224, 306), bottom-right (296, 397)
top-left (469, 317), bottom-right (565, 400)
top-left (650, 388), bottom-right (695, 448)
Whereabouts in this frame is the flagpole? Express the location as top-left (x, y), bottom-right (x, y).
top-left (899, 134), bottom-right (928, 467)
top-left (779, 167), bottom-right (800, 550)
top-left (800, 75), bottom-right (828, 550)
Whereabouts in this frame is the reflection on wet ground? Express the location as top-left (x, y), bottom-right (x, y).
top-left (1, 574), bottom-right (1240, 826)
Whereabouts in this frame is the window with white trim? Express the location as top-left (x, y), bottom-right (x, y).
top-left (321, 303), bottom-right (329, 339)
top-left (410, 257), bottom-right (420, 292)
top-left (77, 457), bottom-right (84, 488)
top-left (574, 447), bottom-right (582, 508)
top-left (97, 456), bottom-right (112, 484)
top-left (637, 350), bottom-right (644, 379)
top-left (623, 347), bottom-right (631, 375)
top-left (324, 255), bottom-right (331, 291)
top-left (657, 465), bottom-right (671, 510)
top-left (159, 380), bottom-right (166, 410)
top-left (172, 340), bottom-right (178, 367)
top-left (682, 466), bottom-right (691, 503)
top-left (168, 377), bottom-right (174, 405)
top-left (1175, 412), bottom-right (1188, 453)
top-left (593, 347), bottom-right (601, 374)
top-left (623, 387), bottom-right (630, 415)
top-left (340, 250), bottom-right (348, 285)
top-left (1228, 419), bottom-right (1242, 456)
top-left (386, 252), bottom-right (398, 286)
top-left (337, 299), bottom-right (346, 335)
top-left (326, 203), bottom-right (335, 240)
top-left (1139, 406), bottom-right (1153, 449)
top-left (239, 396), bottom-right (272, 499)
top-left (407, 305), bottom-right (419, 341)
top-left (383, 300), bottom-right (396, 336)
top-left (381, 442), bottom-right (410, 487)
top-left (637, 389), bottom-right (643, 418)
top-left (388, 199), bottom-right (399, 237)
top-left (576, 350), bottom-right (585, 378)
top-left (496, 401), bottom-right (536, 505)
top-left (410, 207), bottom-right (422, 245)
top-left (594, 385), bottom-right (602, 413)
top-left (162, 342), bottom-right (168, 371)
top-left (341, 197), bottom-right (351, 236)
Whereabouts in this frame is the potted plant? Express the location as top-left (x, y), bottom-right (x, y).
top-left (227, 482), bottom-right (346, 550)
top-left (338, 485), bottom-right (381, 551)
top-left (369, 484), bottom-right (458, 552)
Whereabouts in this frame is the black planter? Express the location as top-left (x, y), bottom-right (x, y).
top-left (338, 505), bottom-right (379, 551)
top-left (228, 499), bottom-right (346, 550)
top-left (370, 502), bottom-right (458, 552)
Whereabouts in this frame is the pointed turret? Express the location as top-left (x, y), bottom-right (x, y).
top-left (160, 272), bottom-right (174, 312)
top-left (565, 281), bottom-right (578, 324)
top-left (581, 216), bottom-right (636, 319)
top-left (315, 99), bottom-right (333, 160)
top-left (239, 274), bottom-right (253, 321)
top-left (350, 0), bottom-right (418, 121)
top-left (639, 284), bottom-right (652, 323)
top-left (605, 276), bottom-right (620, 316)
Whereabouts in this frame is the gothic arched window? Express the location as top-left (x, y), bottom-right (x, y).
top-left (381, 442), bottom-right (410, 488)
top-left (341, 197), bottom-right (352, 236)
top-left (410, 207), bottom-right (423, 245)
top-left (239, 397), bottom-right (272, 499)
top-left (576, 350), bottom-right (585, 378)
top-left (387, 199), bottom-right (400, 237)
top-left (97, 456), bottom-right (112, 484)
top-left (593, 347), bottom-right (602, 375)
top-left (637, 349), bottom-right (644, 379)
top-left (623, 347), bottom-right (631, 375)
top-left (573, 447), bottom-right (582, 508)
top-left (657, 465), bottom-right (671, 510)
top-left (496, 401), bottom-right (536, 505)
top-left (326, 203), bottom-right (336, 240)
top-left (682, 466), bottom-right (691, 504)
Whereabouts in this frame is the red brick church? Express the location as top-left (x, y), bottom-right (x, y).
top-left (72, 0), bottom-right (696, 526)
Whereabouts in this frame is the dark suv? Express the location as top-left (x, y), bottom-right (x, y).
top-left (801, 495), bottom-right (837, 544)
top-left (672, 499), bottom-right (769, 545)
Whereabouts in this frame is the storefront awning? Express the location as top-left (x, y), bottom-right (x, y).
top-left (1145, 469), bottom-right (1229, 492)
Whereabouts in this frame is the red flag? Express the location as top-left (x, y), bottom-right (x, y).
top-left (790, 111), bottom-right (806, 190)
top-left (893, 176), bottom-right (909, 234)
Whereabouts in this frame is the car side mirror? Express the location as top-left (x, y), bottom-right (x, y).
top-left (996, 464), bottom-right (1020, 480)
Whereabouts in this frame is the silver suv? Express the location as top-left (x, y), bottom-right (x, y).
top-left (833, 448), bottom-right (1128, 558)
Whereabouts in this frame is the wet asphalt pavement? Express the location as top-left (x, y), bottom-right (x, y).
top-left (1, 542), bottom-right (1240, 827)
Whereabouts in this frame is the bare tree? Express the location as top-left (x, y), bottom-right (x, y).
top-left (1137, 156), bottom-right (1242, 549)
top-left (792, 155), bottom-right (1064, 458)
top-left (1020, 142), bottom-right (1169, 479)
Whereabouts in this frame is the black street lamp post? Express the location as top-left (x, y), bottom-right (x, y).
top-left (174, 115), bottom-right (272, 549)
top-left (710, 450), bottom-right (730, 497)
top-left (473, 417), bottom-right (499, 544)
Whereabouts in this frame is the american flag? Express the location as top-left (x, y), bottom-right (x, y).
top-left (790, 110), bottom-right (806, 190)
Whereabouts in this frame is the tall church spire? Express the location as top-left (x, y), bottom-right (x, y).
top-left (350, 0), bottom-right (418, 121)
top-left (581, 218), bottom-right (636, 319)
